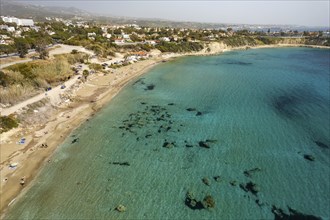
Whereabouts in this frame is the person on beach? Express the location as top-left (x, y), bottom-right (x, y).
top-left (20, 177), bottom-right (25, 186)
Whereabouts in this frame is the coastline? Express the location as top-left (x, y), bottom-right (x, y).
top-left (0, 43), bottom-right (329, 217)
top-left (0, 56), bottom-right (165, 217)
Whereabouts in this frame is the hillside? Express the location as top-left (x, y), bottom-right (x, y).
top-left (0, 0), bottom-right (91, 21)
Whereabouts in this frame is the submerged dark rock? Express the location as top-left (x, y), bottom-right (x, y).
top-left (226, 61), bottom-right (252, 65)
top-left (163, 141), bottom-right (175, 148)
top-left (230, 180), bottom-right (237, 186)
top-left (198, 141), bottom-right (210, 148)
top-left (145, 84), bottom-right (155, 90)
top-left (315, 141), bottom-right (329, 149)
top-left (133, 78), bottom-right (145, 85)
top-left (202, 177), bottom-right (210, 186)
top-left (71, 138), bottom-right (79, 144)
top-left (196, 111), bottom-right (202, 116)
top-left (213, 176), bottom-right (221, 182)
top-left (304, 154), bottom-right (315, 161)
top-left (185, 197), bottom-right (204, 210)
top-left (111, 162), bottom-right (130, 166)
top-left (145, 134), bottom-right (152, 138)
top-left (244, 167), bottom-right (262, 178)
top-left (255, 199), bottom-right (264, 207)
top-left (272, 206), bottom-right (321, 220)
top-left (273, 95), bottom-right (299, 118)
top-left (240, 181), bottom-right (260, 195)
top-left (202, 195), bottom-right (215, 209)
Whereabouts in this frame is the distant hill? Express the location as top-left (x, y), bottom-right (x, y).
top-left (1, 0), bottom-right (327, 31)
top-left (0, 0), bottom-right (91, 20)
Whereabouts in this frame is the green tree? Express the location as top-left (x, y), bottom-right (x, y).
top-left (14, 38), bottom-right (29, 58)
top-left (83, 69), bottom-right (89, 79)
top-left (113, 29), bottom-right (122, 35)
top-left (35, 39), bottom-right (49, 59)
top-left (0, 70), bottom-right (10, 87)
top-left (0, 45), bottom-right (15, 56)
top-left (71, 49), bottom-right (78, 54)
top-left (130, 34), bottom-right (140, 42)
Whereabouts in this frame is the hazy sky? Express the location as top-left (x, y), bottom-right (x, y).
top-left (25, 0), bottom-right (329, 27)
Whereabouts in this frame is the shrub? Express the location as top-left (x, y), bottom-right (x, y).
top-left (89, 63), bottom-right (103, 71)
top-left (0, 115), bottom-right (19, 133)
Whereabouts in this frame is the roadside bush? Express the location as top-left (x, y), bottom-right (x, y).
top-left (0, 115), bottom-right (19, 133)
top-left (89, 63), bottom-right (103, 71)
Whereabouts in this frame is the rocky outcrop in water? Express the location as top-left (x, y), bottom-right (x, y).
top-left (184, 191), bottom-right (215, 210)
top-left (239, 181), bottom-right (260, 196)
top-left (271, 206), bottom-right (321, 220)
top-left (185, 191), bottom-right (205, 210)
top-left (116, 204), bottom-right (126, 212)
top-left (202, 195), bottom-right (216, 209)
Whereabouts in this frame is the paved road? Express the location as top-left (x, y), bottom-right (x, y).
top-left (0, 44), bottom-right (96, 116)
top-left (0, 44), bottom-right (94, 69)
top-left (0, 59), bottom-right (33, 69)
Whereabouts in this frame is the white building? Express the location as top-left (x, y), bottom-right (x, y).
top-left (87, 32), bottom-right (96, 40)
top-left (159, 37), bottom-right (170, 42)
top-left (113, 38), bottom-right (125, 45)
top-left (0, 25), bottom-right (15, 32)
top-left (19, 19), bottom-right (34, 26)
top-left (144, 40), bottom-right (157, 46)
top-left (87, 32), bottom-right (96, 37)
top-left (1, 16), bottom-right (34, 26)
top-left (122, 34), bottom-right (130, 40)
top-left (102, 33), bottom-right (112, 39)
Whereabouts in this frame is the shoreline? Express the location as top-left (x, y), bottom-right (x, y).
top-left (0, 43), bottom-right (329, 217)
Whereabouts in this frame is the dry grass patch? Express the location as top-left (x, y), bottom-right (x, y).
top-left (1, 57), bottom-right (73, 105)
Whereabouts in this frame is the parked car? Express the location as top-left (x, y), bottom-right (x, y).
top-left (60, 85), bottom-right (66, 89)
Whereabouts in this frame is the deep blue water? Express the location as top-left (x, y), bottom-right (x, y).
top-left (6, 48), bottom-right (330, 219)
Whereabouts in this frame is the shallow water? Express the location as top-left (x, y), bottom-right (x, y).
top-left (6, 48), bottom-right (330, 219)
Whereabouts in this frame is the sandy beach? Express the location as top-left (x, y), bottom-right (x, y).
top-left (0, 42), bottom-right (329, 217)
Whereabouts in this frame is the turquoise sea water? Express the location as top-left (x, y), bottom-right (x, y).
top-left (6, 48), bottom-right (330, 219)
